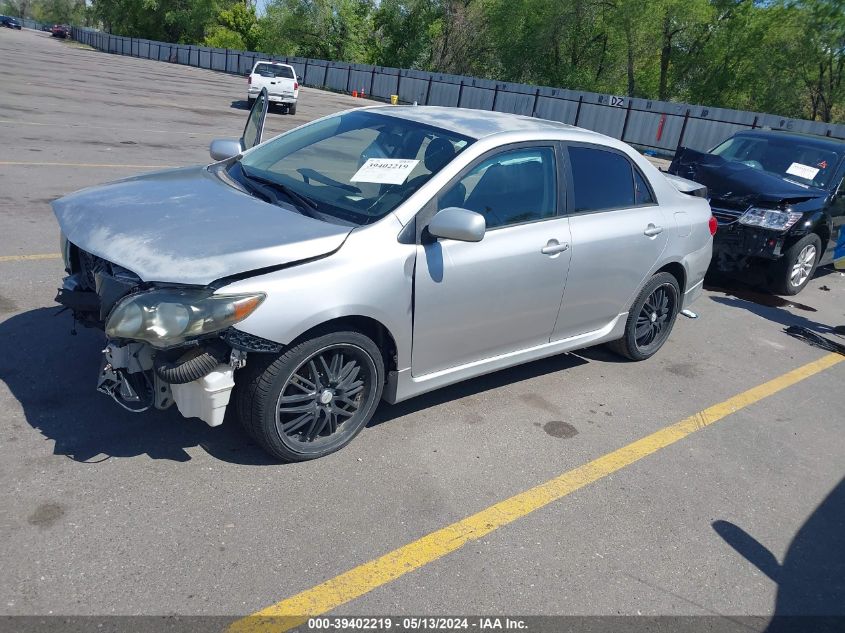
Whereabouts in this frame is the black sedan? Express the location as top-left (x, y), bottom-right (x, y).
top-left (669, 130), bottom-right (845, 295)
top-left (1, 15), bottom-right (22, 29)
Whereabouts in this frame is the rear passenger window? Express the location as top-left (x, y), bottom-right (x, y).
top-left (634, 168), bottom-right (655, 205)
top-left (569, 146), bottom-right (640, 212)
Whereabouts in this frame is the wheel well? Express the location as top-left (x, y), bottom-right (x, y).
top-left (814, 226), bottom-right (830, 255)
top-left (656, 262), bottom-right (686, 294)
top-left (293, 316), bottom-right (398, 376)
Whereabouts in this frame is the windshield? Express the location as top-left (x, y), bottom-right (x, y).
top-left (253, 63), bottom-right (295, 79)
top-left (235, 110), bottom-right (474, 225)
top-left (711, 135), bottom-right (841, 189)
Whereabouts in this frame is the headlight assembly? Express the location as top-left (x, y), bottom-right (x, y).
top-left (105, 289), bottom-right (265, 348)
top-left (738, 207), bottom-right (803, 231)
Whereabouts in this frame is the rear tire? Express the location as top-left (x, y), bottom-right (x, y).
top-left (235, 331), bottom-right (384, 462)
top-left (288, 103), bottom-right (297, 115)
top-left (608, 272), bottom-right (681, 361)
top-left (772, 233), bottom-right (821, 296)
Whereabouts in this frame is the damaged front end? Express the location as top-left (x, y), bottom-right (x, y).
top-left (56, 236), bottom-right (267, 426)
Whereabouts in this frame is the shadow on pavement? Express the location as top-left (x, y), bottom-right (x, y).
top-left (2, 307), bottom-right (592, 462)
top-left (713, 476), bottom-right (845, 631)
top-left (0, 307), bottom-right (276, 465)
top-left (368, 353), bottom-right (588, 428)
top-left (706, 273), bottom-right (839, 334)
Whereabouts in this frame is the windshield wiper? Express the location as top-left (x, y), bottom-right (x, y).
top-left (240, 168), bottom-right (321, 218)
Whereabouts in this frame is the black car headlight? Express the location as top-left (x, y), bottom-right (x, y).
top-left (738, 207), bottom-right (803, 232)
top-left (105, 289), bottom-right (265, 348)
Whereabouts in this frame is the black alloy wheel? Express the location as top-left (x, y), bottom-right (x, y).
top-left (236, 331), bottom-right (384, 462)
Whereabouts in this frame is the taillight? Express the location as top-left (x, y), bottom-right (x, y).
top-left (294, 82), bottom-right (299, 90)
top-left (709, 215), bottom-right (718, 236)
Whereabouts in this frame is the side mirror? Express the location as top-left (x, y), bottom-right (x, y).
top-left (209, 138), bottom-right (243, 161)
top-left (427, 207), bottom-right (486, 242)
top-left (241, 87), bottom-right (269, 151)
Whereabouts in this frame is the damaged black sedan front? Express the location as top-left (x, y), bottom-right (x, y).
top-left (669, 129), bottom-right (845, 295)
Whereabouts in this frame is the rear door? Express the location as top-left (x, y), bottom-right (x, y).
top-left (552, 143), bottom-right (668, 341)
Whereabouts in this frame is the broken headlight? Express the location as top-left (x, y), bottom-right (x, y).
top-left (738, 207), bottom-right (803, 231)
top-left (105, 289), bottom-right (265, 348)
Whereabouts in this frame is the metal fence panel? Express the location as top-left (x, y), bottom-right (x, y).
top-left (72, 27), bottom-right (845, 153)
top-left (398, 71), bottom-right (429, 105)
top-left (492, 89), bottom-right (536, 116)
top-left (458, 85), bottom-right (494, 110)
top-left (427, 81), bottom-right (461, 107)
top-left (325, 65), bottom-right (350, 92)
top-left (371, 69), bottom-right (399, 99)
top-left (681, 119), bottom-right (750, 151)
top-left (576, 101), bottom-right (627, 138)
top-left (349, 69), bottom-right (374, 94)
top-left (532, 96), bottom-right (578, 124)
top-left (304, 61), bottom-right (328, 88)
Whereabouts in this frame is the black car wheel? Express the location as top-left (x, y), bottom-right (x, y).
top-left (608, 272), bottom-right (681, 361)
top-left (772, 233), bottom-right (821, 296)
top-left (236, 330), bottom-right (384, 462)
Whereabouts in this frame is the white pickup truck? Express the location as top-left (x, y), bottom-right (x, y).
top-left (247, 61), bottom-right (299, 114)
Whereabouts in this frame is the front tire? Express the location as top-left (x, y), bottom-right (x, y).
top-left (236, 331), bottom-right (384, 462)
top-left (772, 233), bottom-right (821, 296)
top-left (608, 272), bottom-right (681, 361)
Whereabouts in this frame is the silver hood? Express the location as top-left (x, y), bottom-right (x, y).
top-left (52, 166), bottom-right (353, 285)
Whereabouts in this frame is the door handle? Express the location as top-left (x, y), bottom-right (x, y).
top-left (643, 224), bottom-right (664, 237)
top-left (541, 240), bottom-right (570, 255)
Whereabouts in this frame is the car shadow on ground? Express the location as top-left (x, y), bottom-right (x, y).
top-left (230, 99), bottom-right (251, 111)
top-left (713, 475), bottom-right (845, 630)
top-left (0, 307), bottom-right (277, 465)
top-left (2, 307), bottom-right (591, 464)
top-left (705, 269), bottom-right (841, 334)
top-left (368, 353), bottom-right (588, 428)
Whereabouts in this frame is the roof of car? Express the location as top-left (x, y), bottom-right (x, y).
top-left (368, 105), bottom-right (604, 142)
top-left (734, 128), bottom-right (845, 152)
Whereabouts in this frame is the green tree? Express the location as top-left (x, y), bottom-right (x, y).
top-left (205, 2), bottom-right (259, 49)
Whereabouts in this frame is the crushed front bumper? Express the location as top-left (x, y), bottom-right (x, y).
top-left (711, 224), bottom-right (786, 272)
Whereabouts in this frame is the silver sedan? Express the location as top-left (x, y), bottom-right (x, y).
top-left (53, 93), bottom-right (714, 461)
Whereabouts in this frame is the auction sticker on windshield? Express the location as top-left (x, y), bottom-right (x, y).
top-left (786, 162), bottom-right (820, 181)
top-left (351, 159), bottom-right (420, 185)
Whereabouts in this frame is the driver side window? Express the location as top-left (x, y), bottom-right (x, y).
top-left (438, 147), bottom-right (557, 229)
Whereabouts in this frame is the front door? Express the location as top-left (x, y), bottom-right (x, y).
top-left (412, 145), bottom-right (572, 377)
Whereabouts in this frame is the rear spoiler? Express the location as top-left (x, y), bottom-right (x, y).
top-left (664, 173), bottom-right (708, 199)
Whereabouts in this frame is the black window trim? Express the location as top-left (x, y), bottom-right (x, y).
top-left (414, 141), bottom-right (566, 242)
top-left (563, 141), bottom-right (659, 216)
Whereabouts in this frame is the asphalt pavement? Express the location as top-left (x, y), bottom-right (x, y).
top-left (1, 27), bottom-right (844, 629)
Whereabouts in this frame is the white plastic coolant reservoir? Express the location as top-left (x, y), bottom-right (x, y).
top-left (171, 365), bottom-right (235, 427)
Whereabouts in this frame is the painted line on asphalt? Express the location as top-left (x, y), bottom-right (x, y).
top-left (0, 253), bottom-right (62, 262)
top-left (0, 161), bottom-right (176, 169)
top-left (228, 352), bottom-right (845, 633)
top-left (0, 119), bottom-right (216, 136)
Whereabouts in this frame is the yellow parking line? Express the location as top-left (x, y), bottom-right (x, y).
top-left (0, 161), bottom-right (175, 169)
top-left (229, 352), bottom-right (844, 633)
top-left (0, 253), bottom-right (62, 262)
